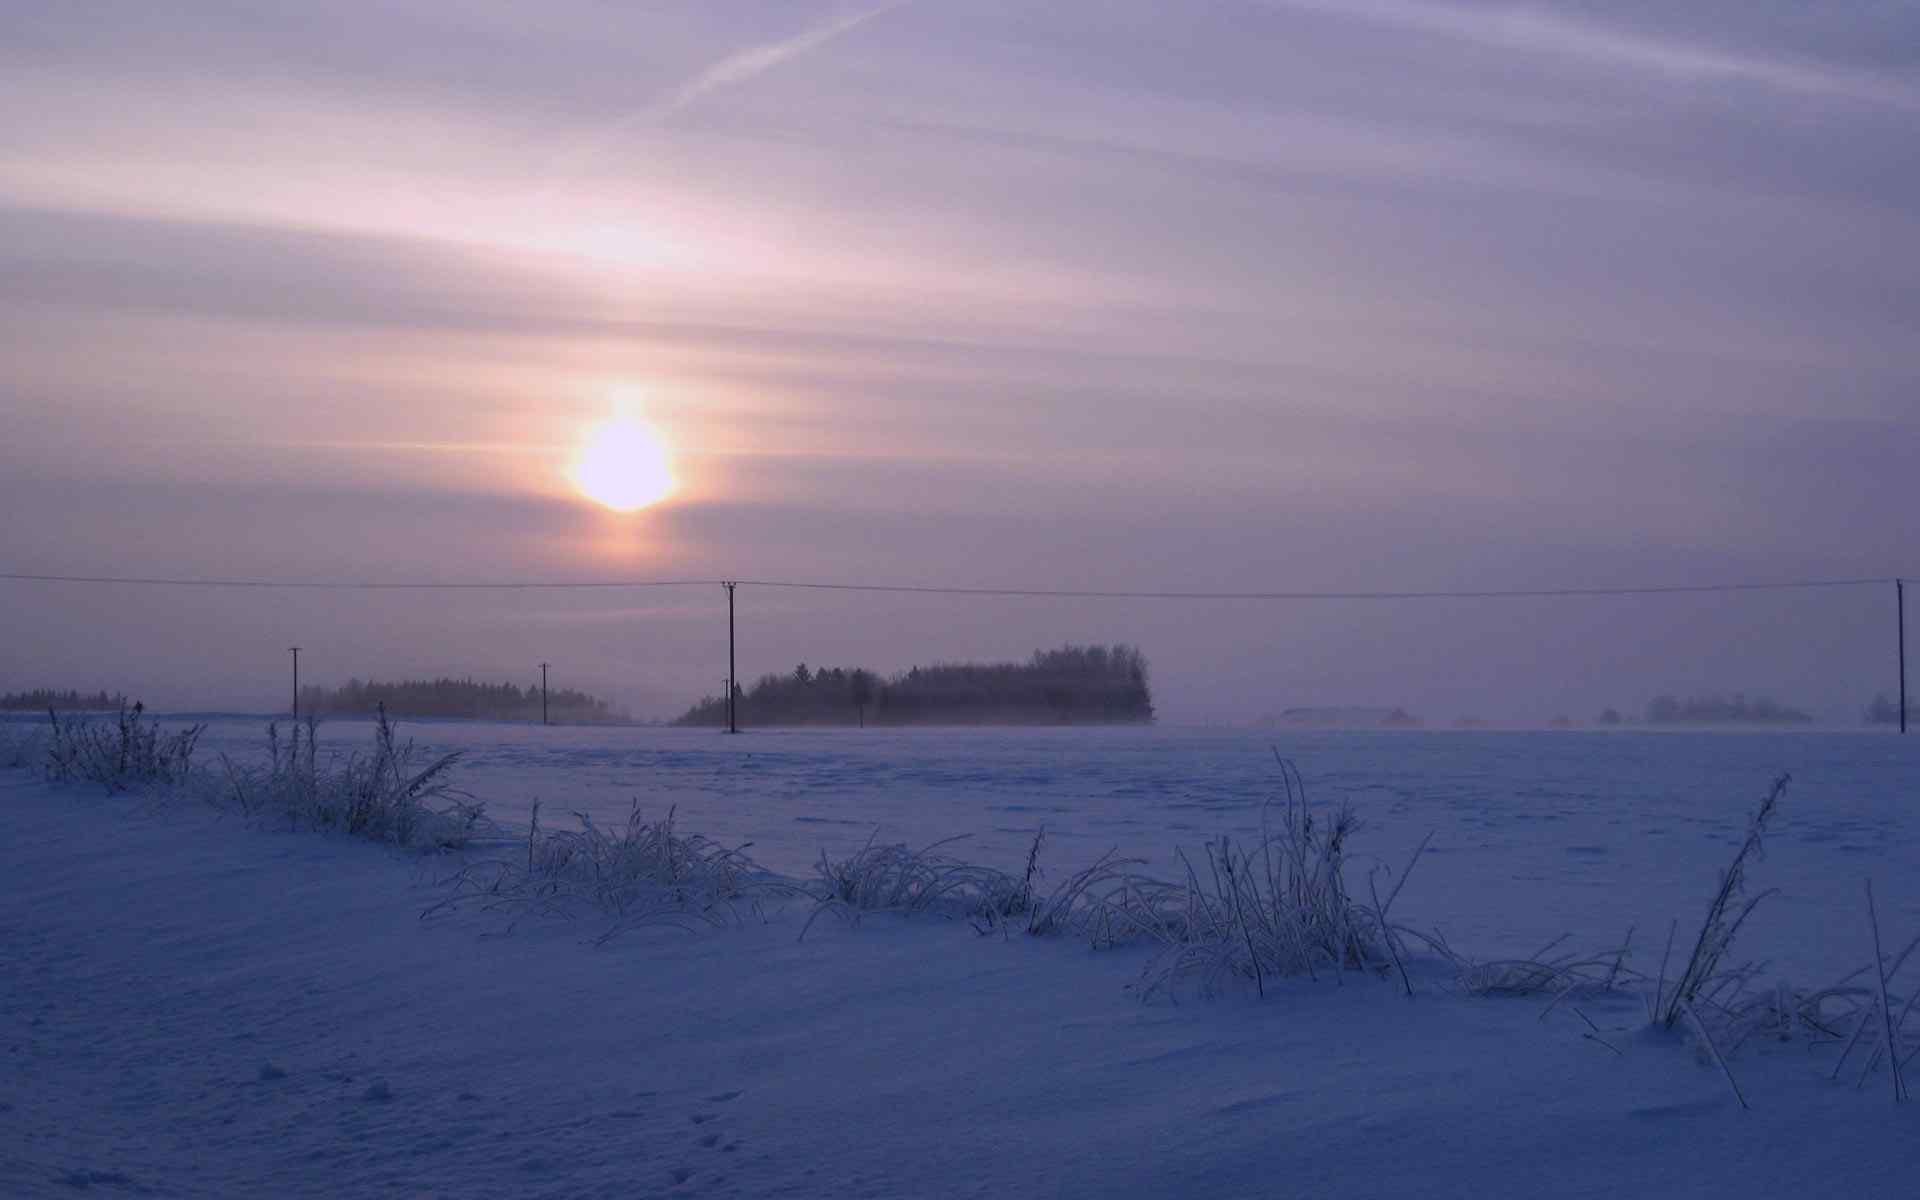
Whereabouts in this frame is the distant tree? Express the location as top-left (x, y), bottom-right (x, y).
top-left (0, 688), bottom-right (128, 712)
top-left (1866, 694), bottom-right (1914, 726)
top-left (1646, 692), bottom-right (1812, 726)
top-left (297, 676), bottom-right (627, 723)
top-left (850, 669), bottom-right (875, 728)
top-left (1597, 708), bottom-right (1622, 726)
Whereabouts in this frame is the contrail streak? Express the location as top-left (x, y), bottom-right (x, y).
top-left (1263, 0), bottom-right (1920, 112)
top-left (535, 2), bottom-right (905, 196)
top-left (659, 2), bottom-right (904, 118)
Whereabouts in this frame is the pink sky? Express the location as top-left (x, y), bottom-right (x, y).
top-left (2, 2), bottom-right (1915, 720)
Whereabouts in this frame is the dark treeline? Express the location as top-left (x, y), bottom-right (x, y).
top-left (1645, 693), bottom-right (1813, 726)
top-left (299, 677), bottom-right (627, 723)
top-left (676, 644), bottom-right (1154, 727)
top-left (0, 688), bottom-right (130, 712)
top-left (1866, 694), bottom-right (1915, 726)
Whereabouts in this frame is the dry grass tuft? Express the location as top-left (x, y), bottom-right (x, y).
top-left (799, 759), bottom-right (1426, 1002)
top-left (219, 706), bottom-right (481, 848)
top-left (1654, 774), bottom-right (1788, 1028)
top-left (45, 703), bottom-right (203, 792)
top-left (802, 832), bottom-right (1031, 938)
top-left (1118, 789), bottom-right (1407, 1000)
top-left (426, 799), bottom-right (799, 942)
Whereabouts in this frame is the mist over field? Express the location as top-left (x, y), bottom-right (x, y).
top-left (1, 578), bottom-right (1907, 727)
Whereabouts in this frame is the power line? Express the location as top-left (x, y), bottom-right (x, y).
top-left (0, 572), bottom-right (717, 591)
top-left (733, 576), bottom-right (1901, 601)
top-left (0, 569), bottom-right (1903, 600)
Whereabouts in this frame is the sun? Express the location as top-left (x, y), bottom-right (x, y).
top-left (570, 409), bottom-right (676, 512)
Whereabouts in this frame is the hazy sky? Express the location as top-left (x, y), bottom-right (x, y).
top-left (2, 1), bottom-right (1916, 722)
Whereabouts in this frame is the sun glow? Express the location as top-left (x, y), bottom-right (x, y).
top-left (570, 407), bottom-right (676, 512)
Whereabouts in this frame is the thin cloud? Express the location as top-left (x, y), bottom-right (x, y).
top-left (532, 3), bottom-right (905, 200)
top-left (658, 2), bottom-right (905, 118)
top-left (1266, 0), bottom-right (1920, 111)
top-left (277, 441), bottom-right (565, 456)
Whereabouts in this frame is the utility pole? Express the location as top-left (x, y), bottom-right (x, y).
top-left (539, 662), bottom-right (550, 726)
top-left (1899, 579), bottom-right (1908, 735)
top-left (724, 581), bottom-right (739, 734)
top-left (289, 646), bottom-right (301, 719)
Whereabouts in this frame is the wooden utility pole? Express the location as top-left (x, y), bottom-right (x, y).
top-left (539, 662), bottom-right (550, 726)
top-left (725, 581), bottom-right (739, 734)
top-left (1900, 579), bottom-right (1908, 735)
top-left (289, 646), bottom-right (301, 719)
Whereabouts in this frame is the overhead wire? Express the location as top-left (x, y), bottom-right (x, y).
top-left (0, 570), bottom-right (1902, 600)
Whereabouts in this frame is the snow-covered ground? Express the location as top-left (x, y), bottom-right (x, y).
top-left (171, 718), bottom-right (1920, 977)
top-left (3, 720), bottom-right (1916, 1196)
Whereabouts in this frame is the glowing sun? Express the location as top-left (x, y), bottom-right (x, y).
top-left (570, 411), bottom-right (676, 512)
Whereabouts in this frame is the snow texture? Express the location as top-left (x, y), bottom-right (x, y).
top-left (3, 721), bottom-right (1917, 1196)
top-left (180, 719), bottom-right (1920, 974)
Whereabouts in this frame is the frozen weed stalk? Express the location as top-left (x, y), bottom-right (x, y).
top-left (220, 705), bottom-right (482, 848)
top-left (45, 702), bottom-right (204, 792)
top-left (800, 822), bottom-right (1156, 941)
top-left (1655, 773), bottom-right (1788, 1030)
top-left (1121, 763), bottom-right (1412, 1000)
top-left (1637, 775), bottom-right (1906, 1082)
top-left (1659, 778), bottom-right (1920, 1106)
top-left (798, 757), bottom-right (1426, 1003)
top-left (1433, 777), bottom-right (1799, 1020)
top-left (1451, 772), bottom-right (1920, 1106)
top-left (426, 798), bottom-right (798, 941)
top-left (802, 832), bottom-right (1033, 938)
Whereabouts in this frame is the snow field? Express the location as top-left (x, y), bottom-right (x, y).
top-left (153, 715), bottom-right (1920, 981)
top-left (3, 716), bottom-right (1918, 1196)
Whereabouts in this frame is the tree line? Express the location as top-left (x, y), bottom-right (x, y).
top-left (0, 688), bottom-right (130, 712)
top-left (675, 644), bottom-right (1154, 727)
top-left (298, 677), bottom-right (627, 723)
top-left (1643, 693), bottom-right (1813, 725)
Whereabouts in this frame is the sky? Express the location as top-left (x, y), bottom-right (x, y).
top-left (1, 1), bottom-right (1916, 723)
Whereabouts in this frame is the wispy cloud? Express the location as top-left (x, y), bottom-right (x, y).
top-left (1266, 0), bottom-right (1920, 111)
top-left (534, 3), bottom-right (905, 199)
top-left (279, 441), bottom-right (565, 456)
top-left (658, 2), bottom-right (906, 118)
